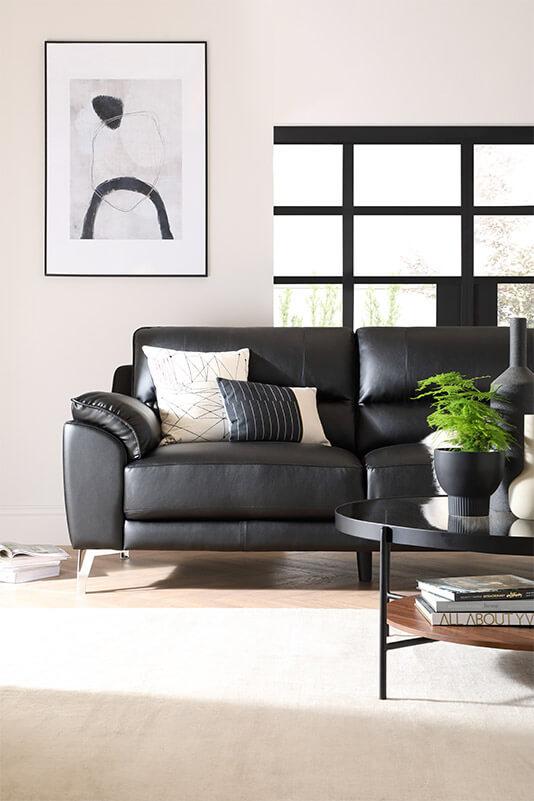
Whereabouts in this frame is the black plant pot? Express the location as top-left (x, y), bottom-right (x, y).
top-left (434, 449), bottom-right (505, 517)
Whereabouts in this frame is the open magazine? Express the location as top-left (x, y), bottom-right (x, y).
top-left (0, 543), bottom-right (69, 560)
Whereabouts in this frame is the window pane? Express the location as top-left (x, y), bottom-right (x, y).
top-left (274, 284), bottom-right (342, 327)
top-left (274, 145), bottom-right (342, 206)
top-left (274, 216), bottom-right (342, 276)
top-left (354, 145), bottom-right (461, 206)
top-left (354, 216), bottom-right (461, 276)
top-left (474, 145), bottom-right (534, 205)
top-left (474, 216), bottom-right (534, 276)
top-left (354, 284), bottom-right (436, 327)
top-left (498, 285), bottom-right (534, 327)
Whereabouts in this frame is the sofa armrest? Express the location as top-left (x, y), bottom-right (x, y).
top-left (63, 421), bottom-right (127, 550)
top-left (71, 391), bottom-right (161, 461)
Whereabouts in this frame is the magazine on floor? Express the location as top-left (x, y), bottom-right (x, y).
top-left (0, 543), bottom-right (69, 560)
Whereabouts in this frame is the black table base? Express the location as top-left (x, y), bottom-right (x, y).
top-left (335, 498), bottom-right (534, 699)
top-left (379, 526), bottom-right (433, 699)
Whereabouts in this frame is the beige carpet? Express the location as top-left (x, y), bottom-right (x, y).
top-left (1, 609), bottom-right (533, 801)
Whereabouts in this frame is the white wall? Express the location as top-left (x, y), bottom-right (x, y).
top-left (2, 0), bottom-right (533, 543)
top-left (274, 0), bottom-right (534, 125)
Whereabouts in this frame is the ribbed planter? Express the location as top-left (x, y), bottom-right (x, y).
top-left (434, 448), bottom-right (505, 517)
top-left (490, 317), bottom-right (534, 512)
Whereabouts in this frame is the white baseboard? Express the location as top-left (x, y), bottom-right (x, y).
top-left (0, 507), bottom-right (69, 545)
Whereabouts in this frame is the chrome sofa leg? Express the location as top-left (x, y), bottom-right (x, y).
top-left (77, 549), bottom-right (96, 594)
top-left (76, 548), bottom-right (126, 594)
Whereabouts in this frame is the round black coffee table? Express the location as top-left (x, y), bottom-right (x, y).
top-left (335, 497), bottom-right (534, 699)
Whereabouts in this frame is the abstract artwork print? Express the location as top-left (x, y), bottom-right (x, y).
top-left (70, 79), bottom-right (182, 240)
top-left (45, 42), bottom-right (206, 276)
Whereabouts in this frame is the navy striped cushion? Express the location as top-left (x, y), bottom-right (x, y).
top-left (217, 378), bottom-right (303, 442)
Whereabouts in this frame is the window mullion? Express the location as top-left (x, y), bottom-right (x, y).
top-left (342, 145), bottom-right (354, 328)
top-left (460, 143), bottom-right (475, 324)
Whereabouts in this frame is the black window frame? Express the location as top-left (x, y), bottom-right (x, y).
top-left (273, 126), bottom-right (534, 327)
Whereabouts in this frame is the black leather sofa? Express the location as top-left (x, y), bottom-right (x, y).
top-left (63, 325), bottom-right (533, 590)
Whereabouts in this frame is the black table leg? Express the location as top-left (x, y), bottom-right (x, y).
top-left (378, 525), bottom-right (434, 700)
top-left (379, 525), bottom-right (391, 699)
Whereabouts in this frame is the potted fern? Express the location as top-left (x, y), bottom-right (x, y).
top-left (413, 372), bottom-right (513, 516)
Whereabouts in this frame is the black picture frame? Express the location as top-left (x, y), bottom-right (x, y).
top-left (45, 40), bottom-right (208, 277)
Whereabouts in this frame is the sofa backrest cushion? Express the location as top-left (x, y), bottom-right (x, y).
top-left (133, 327), bottom-right (357, 451)
top-left (356, 326), bottom-right (534, 454)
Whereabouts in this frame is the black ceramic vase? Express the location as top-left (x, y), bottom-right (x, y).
top-left (490, 317), bottom-right (534, 512)
top-left (434, 449), bottom-right (505, 517)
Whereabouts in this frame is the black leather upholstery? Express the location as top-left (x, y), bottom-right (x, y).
top-left (71, 391), bottom-right (161, 460)
top-left (365, 443), bottom-right (442, 499)
top-left (63, 422), bottom-right (126, 549)
top-left (112, 365), bottom-right (133, 396)
top-left (124, 520), bottom-right (369, 551)
top-left (124, 442), bottom-right (364, 521)
top-left (356, 327), bottom-right (534, 454)
top-left (132, 327), bottom-right (357, 451)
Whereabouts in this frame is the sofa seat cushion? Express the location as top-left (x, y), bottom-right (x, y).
top-left (365, 443), bottom-right (442, 500)
top-left (124, 442), bottom-right (364, 521)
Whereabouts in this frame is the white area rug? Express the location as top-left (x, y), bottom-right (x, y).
top-left (1, 609), bottom-right (533, 801)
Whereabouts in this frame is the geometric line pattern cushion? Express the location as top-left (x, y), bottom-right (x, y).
top-left (142, 346), bottom-right (249, 386)
top-left (142, 347), bottom-right (249, 444)
top-left (217, 378), bottom-right (330, 446)
top-left (158, 381), bottom-right (230, 444)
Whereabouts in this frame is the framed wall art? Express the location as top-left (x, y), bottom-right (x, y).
top-left (45, 41), bottom-right (207, 276)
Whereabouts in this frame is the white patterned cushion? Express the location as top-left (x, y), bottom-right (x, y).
top-left (142, 347), bottom-right (249, 444)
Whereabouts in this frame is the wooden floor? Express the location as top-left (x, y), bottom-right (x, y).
top-left (1, 549), bottom-right (532, 608)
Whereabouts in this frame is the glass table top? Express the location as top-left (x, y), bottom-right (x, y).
top-left (335, 497), bottom-right (534, 555)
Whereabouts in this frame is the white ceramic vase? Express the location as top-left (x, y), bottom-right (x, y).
top-left (508, 414), bottom-right (534, 520)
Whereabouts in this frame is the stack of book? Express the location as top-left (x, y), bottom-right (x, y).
top-left (415, 574), bottom-right (534, 626)
top-left (0, 542), bottom-right (69, 584)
